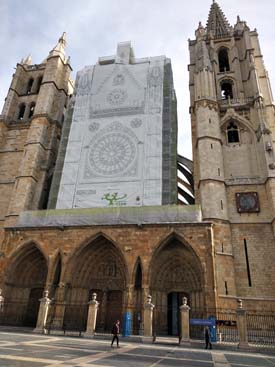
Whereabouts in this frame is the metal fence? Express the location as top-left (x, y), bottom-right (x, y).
top-left (190, 308), bottom-right (239, 343)
top-left (247, 311), bottom-right (275, 347)
top-left (0, 298), bottom-right (275, 349)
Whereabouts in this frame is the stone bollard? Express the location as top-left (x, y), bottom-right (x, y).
top-left (142, 295), bottom-right (155, 343)
top-left (84, 293), bottom-right (100, 337)
top-left (34, 290), bottom-right (51, 334)
top-left (179, 297), bottom-right (190, 344)
top-left (236, 298), bottom-right (249, 349)
top-left (50, 282), bottom-right (66, 330)
top-left (0, 289), bottom-right (4, 312)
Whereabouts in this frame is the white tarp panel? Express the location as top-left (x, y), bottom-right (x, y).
top-left (56, 44), bottom-right (167, 209)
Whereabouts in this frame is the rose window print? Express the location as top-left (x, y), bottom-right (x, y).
top-left (107, 89), bottom-right (127, 105)
top-left (130, 118), bottom-right (142, 128)
top-left (89, 132), bottom-right (136, 176)
top-left (89, 122), bottom-right (100, 132)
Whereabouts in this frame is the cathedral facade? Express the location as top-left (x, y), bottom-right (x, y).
top-left (0, 2), bottom-right (274, 336)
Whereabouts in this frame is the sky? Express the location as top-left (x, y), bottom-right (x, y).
top-left (0, 0), bottom-right (274, 159)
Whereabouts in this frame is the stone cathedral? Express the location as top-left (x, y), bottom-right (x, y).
top-left (0, 1), bottom-right (274, 336)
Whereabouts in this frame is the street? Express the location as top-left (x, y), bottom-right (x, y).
top-left (0, 332), bottom-right (274, 367)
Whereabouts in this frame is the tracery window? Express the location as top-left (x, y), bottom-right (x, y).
top-left (26, 78), bottom-right (34, 94)
top-left (29, 102), bottom-right (35, 118)
top-left (17, 103), bottom-right (26, 120)
top-left (218, 47), bottom-right (230, 72)
top-left (227, 121), bottom-right (239, 143)
top-left (36, 76), bottom-right (43, 93)
top-left (221, 80), bottom-right (233, 99)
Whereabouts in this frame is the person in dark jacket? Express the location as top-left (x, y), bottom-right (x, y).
top-left (205, 327), bottom-right (212, 349)
top-left (111, 320), bottom-right (120, 348)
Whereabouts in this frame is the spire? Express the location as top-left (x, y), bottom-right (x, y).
top-left (22, 54), bottom-right (32, 65)
top-left (206, 1), bottom-right (231, 38)
top-left (48, 32), bottom-right (67, 61)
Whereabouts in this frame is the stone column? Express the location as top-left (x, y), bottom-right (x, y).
top-left (84, 293), bottom-right (99, 337)
top-left (236, 299), bottom-right (249, 349)
top-left (179, 297), bottom-right (190, 344)
top-left (0, 289), bottom-right (4, 312)
top-left (34, 290), bottom-right (51, 334)
top-left (50, 283), bottom-right (66, 330)
top-left (0, 288), bottom-right (4, 324)
top-left (142, 295), bottom-right (155, 342)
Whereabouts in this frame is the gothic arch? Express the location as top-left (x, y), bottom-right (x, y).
top-left (4, 241), bottom-right (48, 327)
top-left (6, 239), bottom-right (48, 269)
top-left (221, 115), bottom-right (256, 145)
top-left (220, 113), bottom-right (259, 178)
top-left (220, 114), bottom-right (255, 136)
top-left (149, 232), bottom-right (205, 335)
top-left (132, 256), bottom-right (143, 287)
top-left (132, 257), bottom-right (143, 334)
top-left (63, 233), bottom-right (128, 332)
top-left (51, 252), bottom-right (62, 286)
top-left (218, 46), bottom-right (230, 72)
top-left (220, 78), bottom-right (235, 99)
top-left (149, 232), bottom-right (204, 291)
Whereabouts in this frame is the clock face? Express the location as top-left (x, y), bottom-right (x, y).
top-left (236, 192), bottom-right (260, 213)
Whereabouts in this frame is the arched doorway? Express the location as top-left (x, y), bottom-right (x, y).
top-left (4, 243), bottom-right (48, 327)
top-left (64, 235), bottom-right (127, 332)
top-left (150, 236), bottom-right (204, 336)
top-left (132, 258), bottom-right (143, 335)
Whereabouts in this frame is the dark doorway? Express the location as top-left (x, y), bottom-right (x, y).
top-left (91, 289), bottom-right (123, 333)
top-left (167, 292), bottom-right (189, 336)
top-left (24, 288), bottom-right (44, 327)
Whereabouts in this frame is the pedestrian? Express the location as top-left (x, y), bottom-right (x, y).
top-left (205, 326), bottom-right (212, 349)
top-left (111, 320), bottom-right (120, 348)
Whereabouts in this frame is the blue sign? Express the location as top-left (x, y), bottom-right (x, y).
top-left (190, 317), bottom-right (217, 342)
top-left (190, 319), bottom-right (215, 326)
top-left (122, 311), bottom-right (132, 337)
top-left (208, 316), bottom-right (217, 342)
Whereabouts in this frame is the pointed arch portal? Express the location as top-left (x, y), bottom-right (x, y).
top-left (4, 243), bottom-right (48, 327)
top-left (150, 236), bottom-right (204, 336)
top-left (63, 235), bottom-right (127, 332)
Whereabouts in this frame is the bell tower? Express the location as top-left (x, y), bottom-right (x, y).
top-left (0, 33), bottom-right (73, 227)
top-left (189, 1), bottom-right (275, 309)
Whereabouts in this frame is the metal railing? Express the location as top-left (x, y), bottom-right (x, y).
top-left (247, 311), bottom-right (275, 347)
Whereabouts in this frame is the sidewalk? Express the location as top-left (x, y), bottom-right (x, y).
top-left (0, 325), bottom-right (274, 355)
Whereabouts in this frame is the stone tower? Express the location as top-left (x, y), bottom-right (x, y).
top-left (0, 34), bottom-right (73, 230)
top-left (189, 1), bottom-right (275, 309)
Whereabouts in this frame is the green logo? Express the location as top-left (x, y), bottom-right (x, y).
top-left (101, 192), bottom-right (127, 206)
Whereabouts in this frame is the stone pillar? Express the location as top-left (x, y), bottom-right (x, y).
top-left (0, 289), bottom-right (4, 312)
top-left (84, 293), bottom-right (99, 337)
top-left (34, 290), bottom-right (51, 334)
top-left (179, 297), bottom-right (190, 344)
top-left (142, 295), bottom-right (155, 342)
top-left (0, 288), bottom-right (4, 324)
top-left (236, 299), bottom-right (249, 349)
top-left (50, 283), bottom-right (66, 330)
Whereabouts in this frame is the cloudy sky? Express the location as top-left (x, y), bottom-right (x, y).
top-left (0, 0), bottom-right (274, 158)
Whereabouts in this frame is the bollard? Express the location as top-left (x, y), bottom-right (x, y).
top-left (179, 297), bottom-right (190, 344)
top-left (84, 293), bottom-right (99, 337)
top-left (142, 295), bottom-right (155, 343)
top-left (236, 298), bottom-right (249, 349)
top-left (34, 290), bottom-right (51, 334)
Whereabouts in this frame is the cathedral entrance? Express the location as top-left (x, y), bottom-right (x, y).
top-left (167, 292), bottom-right (188, 335)
top-left (90, 289), bottom-right (123, 332)
top-left (150, 235), bottom-right (204, 336)
top-left (3, 243), bottom-right (47, 327)
top-left (64, 235), bottom-right (127, 332)
top-left (24, 288), bottom-right (44, 326)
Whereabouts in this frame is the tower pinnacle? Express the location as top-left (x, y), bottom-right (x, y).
top-left (206, 1), bottom-right (231, 38)
top-left (48, 32), bottom-right (67, 61)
